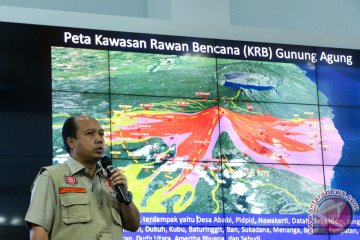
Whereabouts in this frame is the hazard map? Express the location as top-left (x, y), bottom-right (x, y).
top-left (52, 47), bottom-right (343, 216)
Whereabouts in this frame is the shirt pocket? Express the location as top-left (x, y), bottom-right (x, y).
top-left (108, 198), bottom-right (123, 227)
top-left (60, 194), bottom-right (91, 224)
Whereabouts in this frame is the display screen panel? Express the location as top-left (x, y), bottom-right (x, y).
top-left (52, 47), bottom-right (109, 93)
top-left (107, 94), bottom-right (219, 162)
top-left (217, 59), bottom-right (318, 105)
top-left (109, 51), bottom-right (218, 98)
top-left (317, 48), bottom-right (360, 107)
top-left (218, 100), bottom-right (324, 166)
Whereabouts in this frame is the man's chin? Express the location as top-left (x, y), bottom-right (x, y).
top-left (92, 153), bottom-right (104, 161)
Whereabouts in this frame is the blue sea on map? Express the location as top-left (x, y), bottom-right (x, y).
top-left (317, 65), bottom-right (360, 204)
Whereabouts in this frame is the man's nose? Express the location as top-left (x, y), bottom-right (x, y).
top-left (95, 134), bottom-right (104, 143)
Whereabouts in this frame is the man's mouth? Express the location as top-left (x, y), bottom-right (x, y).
top-left (95, 147), bottom-right (104, 153)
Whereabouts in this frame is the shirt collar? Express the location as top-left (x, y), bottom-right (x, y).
top-left (66, 155), bottom-right (103, 176)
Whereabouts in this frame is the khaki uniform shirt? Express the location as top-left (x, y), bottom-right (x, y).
top-left (25, 156), bottom-right (124, 240)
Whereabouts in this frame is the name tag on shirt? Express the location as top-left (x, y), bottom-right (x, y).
top-left (59, 187), bottom-right (87, 194)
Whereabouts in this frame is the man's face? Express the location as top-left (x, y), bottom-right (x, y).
top-left (68, 116), bottom-right (105, 163)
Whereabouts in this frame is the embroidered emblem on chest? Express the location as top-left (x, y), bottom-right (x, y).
top-left (64, 175), bottom-right (77, 185)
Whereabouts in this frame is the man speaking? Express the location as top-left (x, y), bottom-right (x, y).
top-left (25, 115), bottom-right (140, 239)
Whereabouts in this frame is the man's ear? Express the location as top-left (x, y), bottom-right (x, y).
top-left (67, 137), bottom-right (75, 150)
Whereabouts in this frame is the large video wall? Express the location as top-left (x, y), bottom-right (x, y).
top-left (1, 22), bottom-right (360, 239)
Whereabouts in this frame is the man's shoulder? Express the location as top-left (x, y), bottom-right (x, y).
top-left (41, 163), bottom-right (70, 175)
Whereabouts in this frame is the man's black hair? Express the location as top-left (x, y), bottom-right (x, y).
top-left (62, 116), bottom-right (78, 153)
